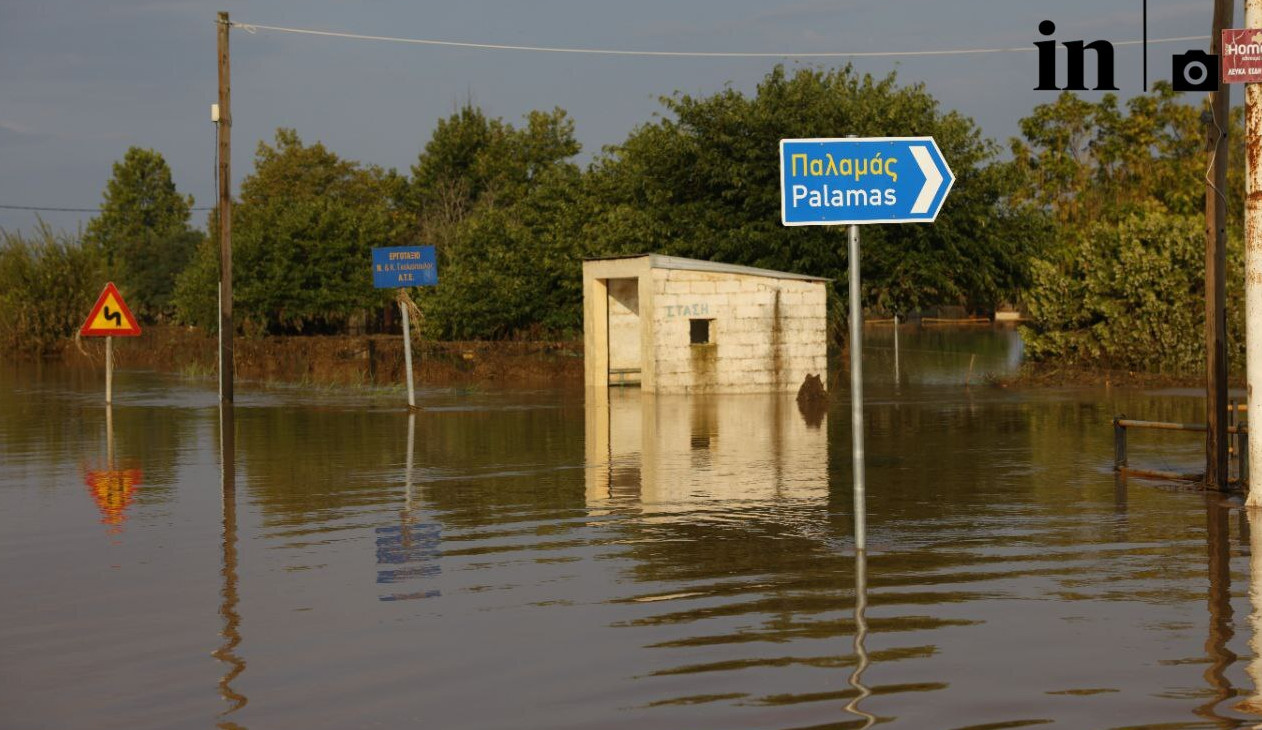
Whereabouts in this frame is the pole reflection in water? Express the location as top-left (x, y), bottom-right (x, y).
top-left (212, 405), bottom-right (247, 729)
top-left (844, 545), bottom-right (876, 728)
top-left (84, 404), bottom-right (143, 535)
top-left (1197, 497), bottom-right (1238, 723)
top-left (1240, 505), bottom-right (1262, 718)
top-left (376, 413), bottom-right (441, 601)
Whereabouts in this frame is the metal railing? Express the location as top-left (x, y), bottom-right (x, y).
top-left (1113, 415), bottom-right (1248, 486)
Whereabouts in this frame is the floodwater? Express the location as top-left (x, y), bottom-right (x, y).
top-left (3, 327), bottom-right (1262, 729)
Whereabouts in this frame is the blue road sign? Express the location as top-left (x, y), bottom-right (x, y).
top-left (372, 246), bottom-right (437, 288)
top-left (780, 137), bottom-right (954, 226)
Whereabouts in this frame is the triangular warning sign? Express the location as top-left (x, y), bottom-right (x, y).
top-left (81, 282), bottom-right (141, 337)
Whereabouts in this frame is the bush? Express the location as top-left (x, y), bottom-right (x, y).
top-left (1021, 208), bottom-right (1241, 374)
top-left (0, 225), bottom-right (105, 356)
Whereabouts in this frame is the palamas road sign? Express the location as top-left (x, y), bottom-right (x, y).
top-left (81, 282), bottom-right (141, 337)
top-left (779, 137), bottom-right (954, 226)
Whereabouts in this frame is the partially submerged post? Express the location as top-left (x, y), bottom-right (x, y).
top-left (371, 245), bottom-right (437, 409)
top-left (399, 292), bottom-right (416, 409)
top-left (893, 314), bottom-right (900, 388)
top-left (106, 337), bottom-right (113, 405)
top-left (1205, 0), bottom-right (1233, 490)
top-left (80, 282), bottom-right (141, 405)
top-left (779, 136), bottom-right (955, 549)
top-left (217, 11), bottom-right (234, 403)
top-left (1247, 0), bottom-right (1262, 505)
top-left (847, 224), bottom-right (867, 550)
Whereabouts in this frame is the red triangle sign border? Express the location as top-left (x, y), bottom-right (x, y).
top-left (81, 282), bottom-right (142, 337)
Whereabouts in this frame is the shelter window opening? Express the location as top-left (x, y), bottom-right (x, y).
top-left (690, 319), bottom-right (713, 345)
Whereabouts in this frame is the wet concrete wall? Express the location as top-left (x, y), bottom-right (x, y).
top-left (650, 268), bottom-right (826, 394)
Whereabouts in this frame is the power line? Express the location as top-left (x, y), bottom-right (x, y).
top-left (0, 205), bottom-right (100, 212)
top-left (231, 21), bottom-right (1209, 59)
top-left (0, 204), bottom-right (214, 212)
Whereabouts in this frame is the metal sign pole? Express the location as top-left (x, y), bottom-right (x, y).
top-left (400, 297), bottom-right (416, 410)
top-left (105, 336), bottom-right (114, 406)
top-left (106, 400), bottom-right (114, 469)
top-left (848, 224), bottom-right (866, 552)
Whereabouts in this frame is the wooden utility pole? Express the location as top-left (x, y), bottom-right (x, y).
top-left (217, 11), bottom-right (234, 403)
top-left (1206, 0), bottom-right (1232, 490)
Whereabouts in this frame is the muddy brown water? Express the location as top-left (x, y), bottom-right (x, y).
top-left (4, 328), bottom-right (1262, 729)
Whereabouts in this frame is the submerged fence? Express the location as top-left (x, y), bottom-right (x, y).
top-left (1113, 412), bottom-right (1249, 487)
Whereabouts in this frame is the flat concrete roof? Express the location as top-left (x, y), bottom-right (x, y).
top-left (584, 254), bottom-right (831, 282)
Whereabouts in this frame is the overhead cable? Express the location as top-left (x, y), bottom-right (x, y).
top-left (0, 204), bottom-right (213, 212)
top-left (230, 21), bottom-right (1209, 59)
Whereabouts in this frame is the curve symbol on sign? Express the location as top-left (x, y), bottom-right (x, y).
top-left (910, 145), bottom-right (944, 215)
top-left (103, 306), bottom-right (122, 326)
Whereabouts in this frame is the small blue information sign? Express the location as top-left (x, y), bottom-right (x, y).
top-left (372, 246), bottom-right (437, 288)
top-left (780, 137), bottom-right (954, 226)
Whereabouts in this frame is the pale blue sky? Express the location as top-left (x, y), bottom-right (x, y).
top-left (0, 1), bottom-right (1225, 233)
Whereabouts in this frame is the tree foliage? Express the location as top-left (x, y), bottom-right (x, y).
top-left (172, 210), bottom-right (222, 331)
top-left (404, 107), bottom-right (586, 339)
top-left (230, 129), bottom-right (406, 334)
top-left (0, 224), bottom-right (104, 355)
top-left (1022, 208), bottom-right (1242, 375)
top-left (84, 147), bottom-right (201, 321)
top-left (583, 65), bottom-right (1032, 315)
top-left (1013, 84), bottom-right (1245, 373)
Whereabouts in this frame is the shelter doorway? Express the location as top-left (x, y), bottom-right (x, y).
top-left (607, 277), bottom-right (642, 386)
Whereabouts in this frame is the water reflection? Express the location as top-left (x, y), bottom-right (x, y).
top-left (863, 325), bottom-right (1023, 387)
top-left (1199, 497), bottom-right (1238, 724)
top-left (377, 413), bottom-right (442, 601)
top-left (19, 350), bottom-right (1262, 728)
top-left (1242, 507), bottom-right (1262, 718)
top-left (82, 405), bottom-right (143, 534)
top-left (213, 405), bottom-right (247, 728)
top-left (588, 389), bottom-right (908, 719)
top-left (585, 389), bottom-right (830, 514)
top-left (844, 547), bottom-right (876, 728)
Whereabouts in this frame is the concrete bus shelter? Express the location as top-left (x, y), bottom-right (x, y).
top-left (583, 254), bottom-right (829, 394)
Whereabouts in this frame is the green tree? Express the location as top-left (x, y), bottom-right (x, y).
top-left (84, 147), bottom-right (201, 321)
top-left (172, 209), bottom-right (221, 331)
top-left (1011, 85), bottom-right (1246, 373)
top-left (1007, 84), bottom-right (1205, 231)
top-left (405, 107), bottom-right (585, 339)
top-left (582, 65), bottom-right (1032, 316)
top-left (231, 129), bottom-right (406, 334)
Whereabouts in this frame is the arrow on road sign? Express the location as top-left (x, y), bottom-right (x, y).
top-left (909, 145), bottom-right (945, 215)
top-left (81, 282), bottom-right (142, 337)
top-left (779, 137), bottom-right (955, 226)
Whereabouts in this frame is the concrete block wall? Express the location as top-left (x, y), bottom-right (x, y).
top-left (650, 269), bottom-right (827, 394)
